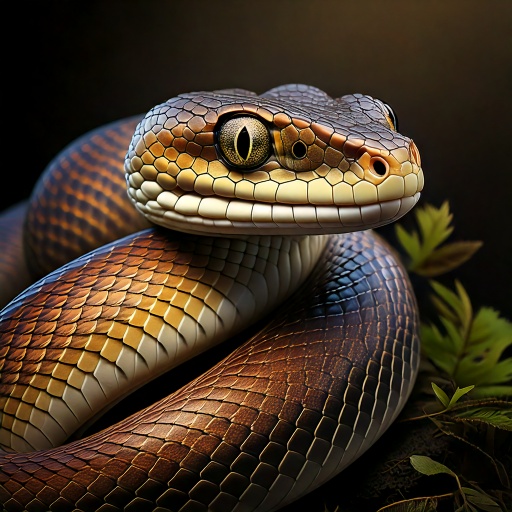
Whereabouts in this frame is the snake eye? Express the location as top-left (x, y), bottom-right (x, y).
top-left (382, 102), bottom-right (399, 131)
top-left (217, 116), bottom-right (270, 169)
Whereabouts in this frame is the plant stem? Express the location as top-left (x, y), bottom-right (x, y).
top-left (399, 408), bottom-right (449, 423)
top-left (376, 492), bottom-right (455, 511)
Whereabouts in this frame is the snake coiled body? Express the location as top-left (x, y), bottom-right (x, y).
top-left (0, 84), bottom-right (423, 511)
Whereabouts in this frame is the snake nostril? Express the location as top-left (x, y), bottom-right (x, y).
top-left (369, 157), bottom-right (389, 177)
top-left (291, 140), bottom-right (307, 159)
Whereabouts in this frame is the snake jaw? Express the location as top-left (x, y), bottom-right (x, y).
top-left (125, 87), bottom-right (423, 237)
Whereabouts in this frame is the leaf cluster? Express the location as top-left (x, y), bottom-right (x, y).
top-left (395, 201), bottom-right (482, 277)
top-left (386, 202), bottom-right (512, 511)
top-left (407, 455), bottom-right (503, 512)
top-left (422, 280), bottom-right (512, 398)
top-left (394, 201), bottom-right (512, 398)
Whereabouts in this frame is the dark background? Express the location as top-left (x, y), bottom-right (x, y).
top-left (4, 1), bottom-right (511, 315)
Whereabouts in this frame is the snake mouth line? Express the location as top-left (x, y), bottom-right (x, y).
top-left (134, 193), bottom-right (420, 236)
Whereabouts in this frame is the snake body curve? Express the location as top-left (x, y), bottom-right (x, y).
top-left (0, 84), bottom-right (423, 511)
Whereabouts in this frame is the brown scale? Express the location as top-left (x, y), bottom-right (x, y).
top-left (23, 116), bottom-right (151, 281)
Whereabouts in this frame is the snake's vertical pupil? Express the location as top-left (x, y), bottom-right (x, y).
top-left (236, 127), bottom-right (251, 160)
top-left (218, 116), bottom-right (270, 169)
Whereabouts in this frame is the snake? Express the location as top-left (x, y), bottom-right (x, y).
top-left (0, 84), bottom-right (423, 511)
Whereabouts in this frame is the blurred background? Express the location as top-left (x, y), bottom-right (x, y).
top-left (4, 2), bottom-right (511, 327)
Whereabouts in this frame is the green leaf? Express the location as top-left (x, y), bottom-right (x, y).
top-left (457, 356), bottom-right (512, 389)
top-left (413, 241), bottom-right (483, 277)
top-left (470, 385), bottom-right (512, 398)
top-left (449, 398), bottom-right (509, 410)
top-left (410, 455), bottom-right (455, 477)
top-left (448, 385), bottom-right (475, 407)
top-left (461, 487), bottom-right (502, 512)
top-left (415, 201), bottom-right (454, 256)
top-left (429, 294), bottom-right (459, 325)
top-left (393, 201), bottom-right (478, 274)
top-left (454, 281), bottom-right (473, 339)
top-left (420, 323), bottom-right (457, 375)
top-left (395, 223), bottom-right (422, 263)
top-left (393, 201), bottom-right (482, 278)
top-left (431, 382), bottom-right (450, 408)
top-left (420, 279), bottom-right (512, 395)
top-left (430, 280), bottom-right (472, 333)
top-left (439, 315), bottom-right (465, 355)
top-left (470, 307), bottom-right (512, 349)
top-left (377, 497), bottom-right (439, 511)
top-left (452, 405), bottom-right (512, 431)
top-left (455, 307), bottom-right (512, 388)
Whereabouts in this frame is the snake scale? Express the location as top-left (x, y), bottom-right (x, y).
top-left (0, 84), bottom-right (423, 511)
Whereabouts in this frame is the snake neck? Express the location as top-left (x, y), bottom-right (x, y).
top-left (0, 231), bottom-right (328, 453)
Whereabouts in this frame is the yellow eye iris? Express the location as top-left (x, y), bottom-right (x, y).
top-left (218, 116), bottom-right (270, 169)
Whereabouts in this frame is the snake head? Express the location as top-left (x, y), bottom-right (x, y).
top-left (125, 84), bottom-right (423, 236)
